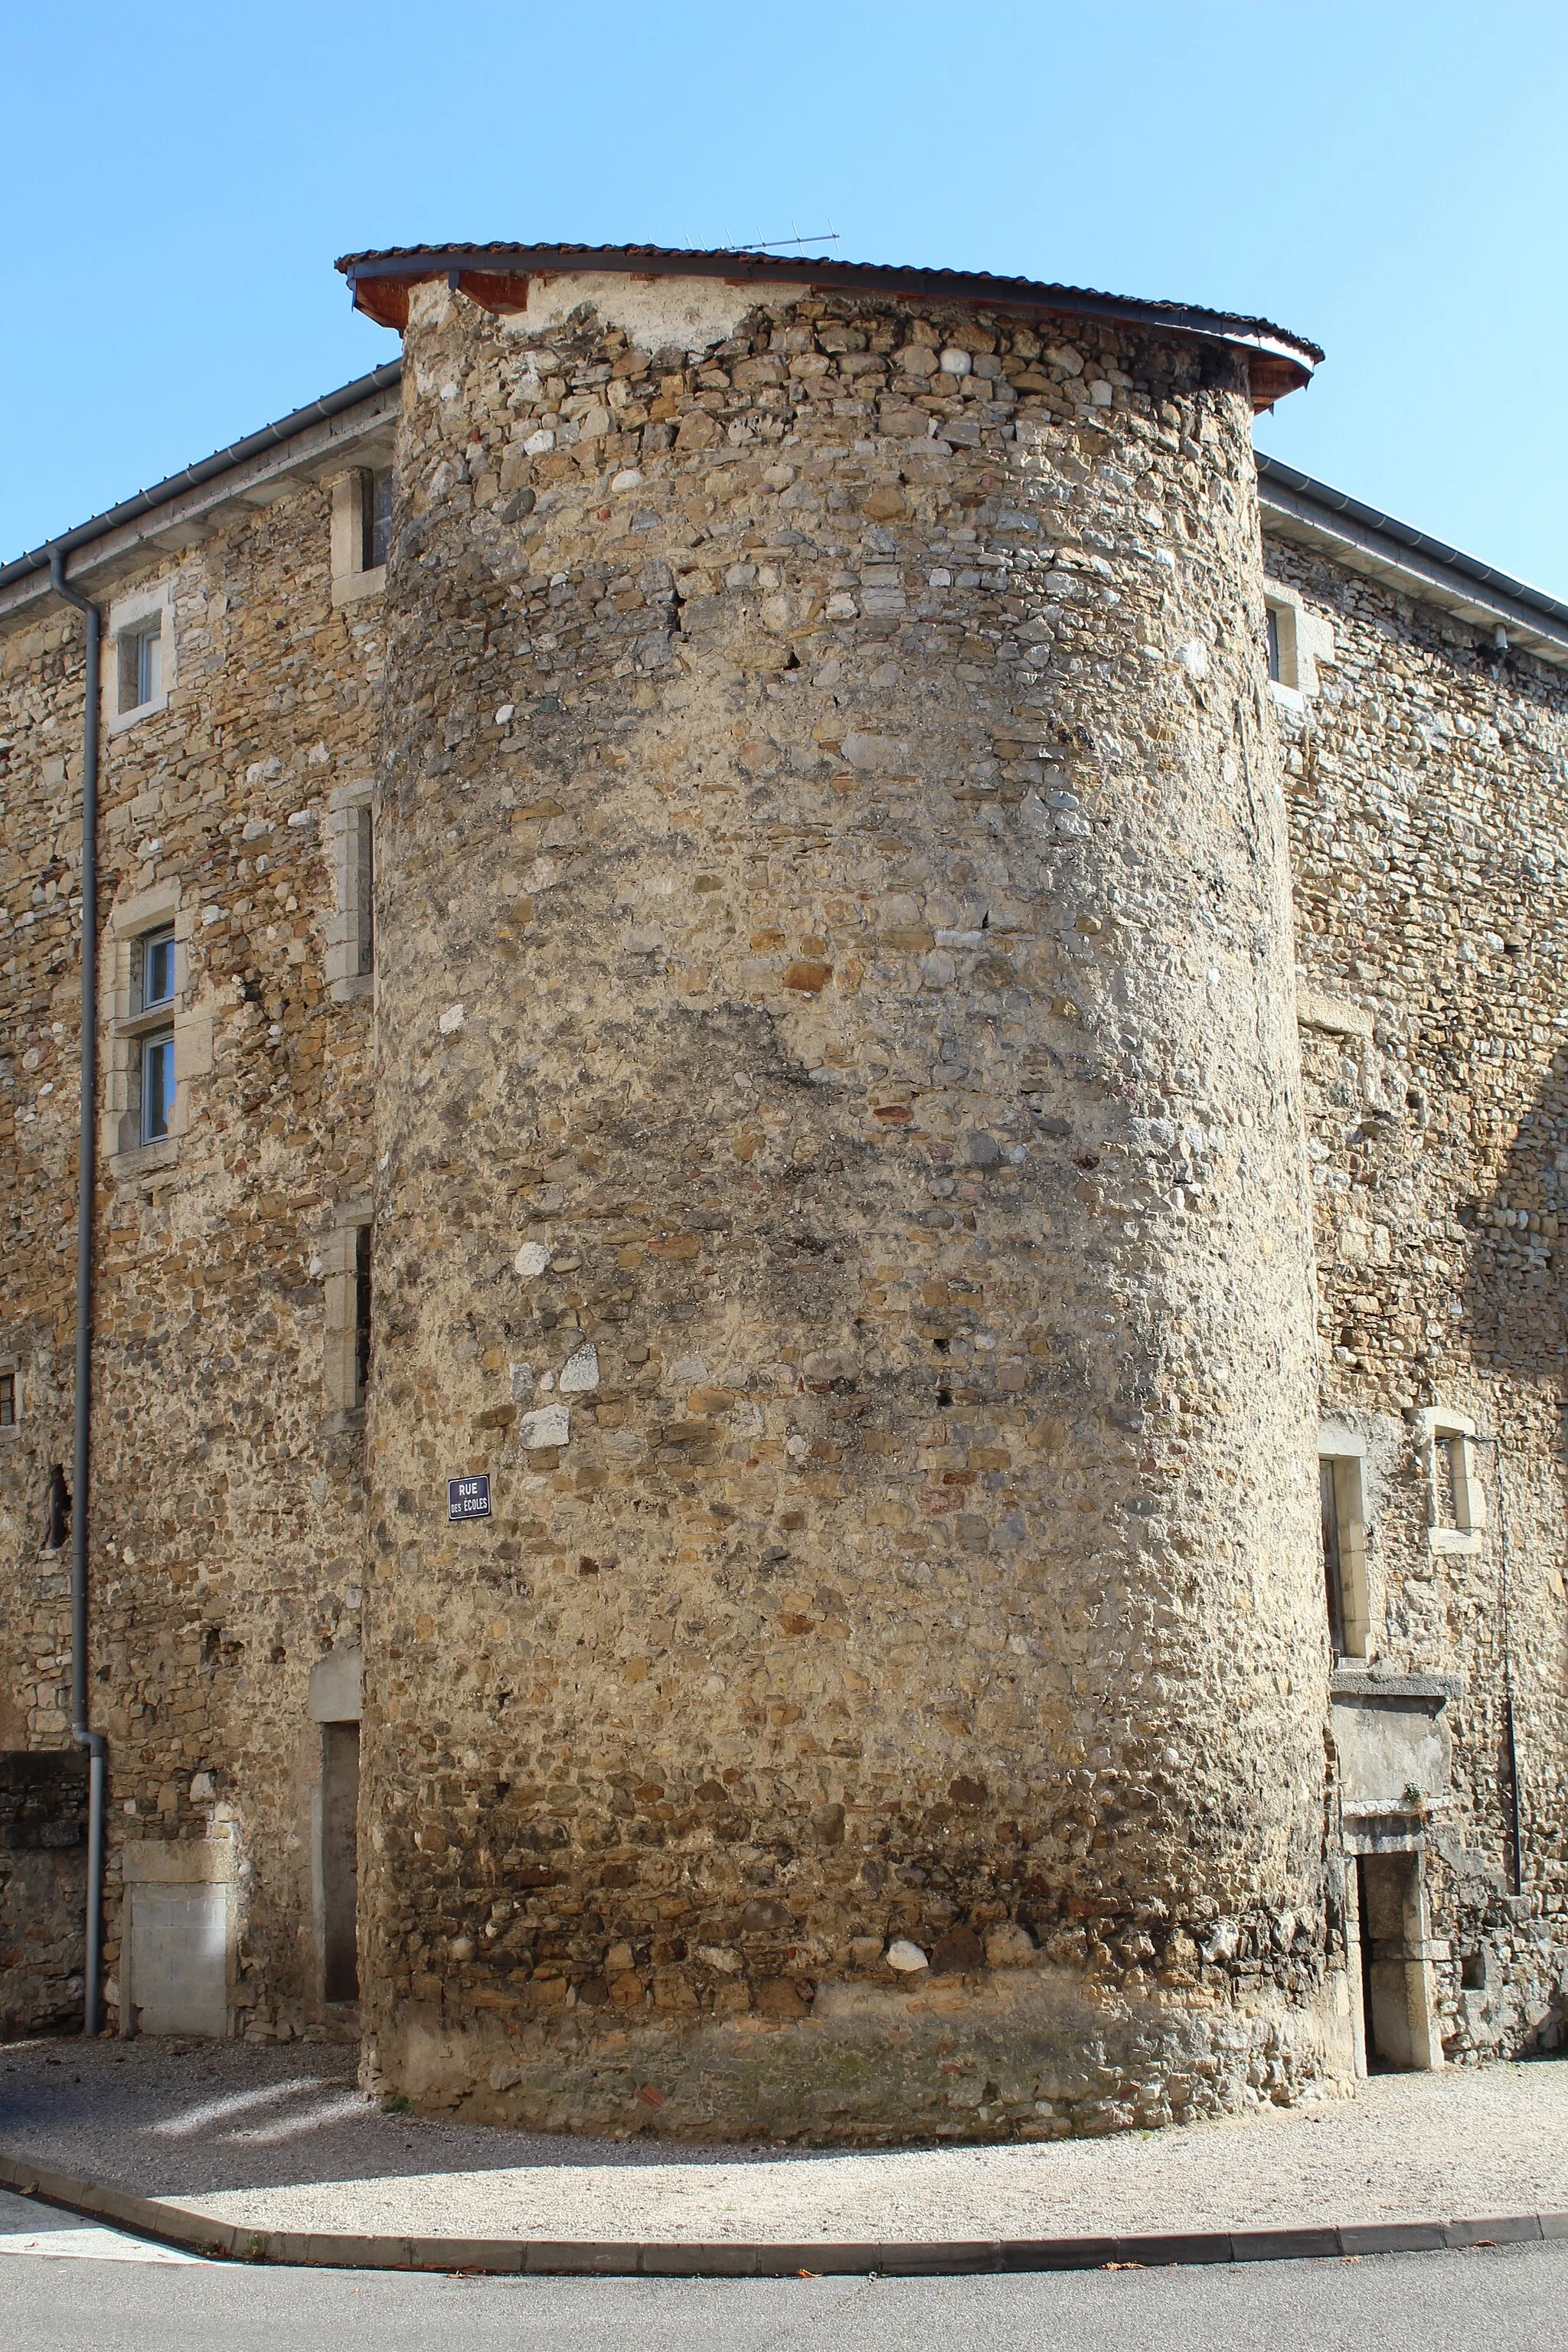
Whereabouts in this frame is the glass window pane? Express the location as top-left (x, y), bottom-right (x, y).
top-left (143, 930), bottom-right (175, 1007)
top-left (137, 623), bottom-right (162, 706)
top-left (369, 469), bottom-right (392, 570)
top-left (355, 806), bottom-right (374, 975)
top-left (142, 1034), bottom-right (175, 1142)
top-left (0, 1373), bottom-right (15, 1427)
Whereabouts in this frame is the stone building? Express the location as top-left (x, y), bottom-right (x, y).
top-left (1, 242), bottom-right (1564, 2135)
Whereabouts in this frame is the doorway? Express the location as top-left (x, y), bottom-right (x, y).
top-left (1355, 1851), bottom-right (1442, 2069)
top-left (321, 1721), bottom-right (360, 2004)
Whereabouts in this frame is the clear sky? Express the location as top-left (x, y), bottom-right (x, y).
top-left (5, 1), bottom-right (1563, 593)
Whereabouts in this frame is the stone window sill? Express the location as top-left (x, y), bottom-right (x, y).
top-left (108, 1137), bottom-right (180, 1183)
top-left (328, 973), bottom-right (374, 1007)
top-left (332, 567), bottom-right (385, 609)
top-left (107, 691), bottom-right (172, 737)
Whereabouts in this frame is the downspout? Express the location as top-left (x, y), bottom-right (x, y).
top-left (1472, 1431), bottom-right (1523, 1900)
top-left (48, 553), bottom-right (107, 2037)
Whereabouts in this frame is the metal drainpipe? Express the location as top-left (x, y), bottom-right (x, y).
top-left (48, 552), bottom-right (107, 2037)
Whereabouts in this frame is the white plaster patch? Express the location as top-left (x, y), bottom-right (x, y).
top-left (439, 1003), bottom-right (466, 1035)
top-left (514, 271), bottom-right (809, 357)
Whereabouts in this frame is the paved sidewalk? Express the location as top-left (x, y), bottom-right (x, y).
top-left (3, 2038), bottom-right (1566, 2246)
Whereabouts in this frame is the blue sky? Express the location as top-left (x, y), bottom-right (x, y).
top-left (5, 1), bottom-right (1564, 593)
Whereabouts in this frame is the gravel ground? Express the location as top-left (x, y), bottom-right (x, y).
top-left (2, 2035), bottom-right (1565, 2244)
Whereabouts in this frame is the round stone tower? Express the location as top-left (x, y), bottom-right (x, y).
top-left (345, 242), bottom-right (1348, 2137)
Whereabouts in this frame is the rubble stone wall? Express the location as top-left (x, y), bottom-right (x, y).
top-left (358, 273), bottom-right (1340, 2139)
top-left (5, 256), bottom-right (1563, 2128)
top-left (0, 478), bottom-right (383, 2039)
top-left (1267, 531), bottom-right (1568, 2060)
top-left (0, 1749), bottom-right (87, 2033)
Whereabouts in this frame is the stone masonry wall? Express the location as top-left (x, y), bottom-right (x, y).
top-left (358, 271), bottom-right (1343, 2141)
top-left (1268, 533), bottom-right (1568, 2060)
top-left (0, 1750), bottom-right (87, 2034)
top-left (0, 476), bottom-right (383, 2038)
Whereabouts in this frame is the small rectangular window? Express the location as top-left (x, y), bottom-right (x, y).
top-left (1433, 1436), bottom-right (1460, 1530)
top-left (1320, 1459), bottom-right (1347, 1654)
top-left (354, 1224), bottom-right (372, 1403)
top-left (118, 618), bottom-right (164, 715)
top-left (142, 927), bottom-right (175, 1010)
top-left (0, 1371), bottom-right (15, 1428)
top-left (362, 469), bottom-right (393, 573)
top-left (1265, 606), bottom-right (1282, 684)
top-left (354, 806), bottom-right (374, 977)
top-left (141, 1032), bottom-right (175, 1143)
top-left (1319, 1446), bottom-right (1371, 1658)
top-left (1423, 1412), bottom-right (1485, 1547)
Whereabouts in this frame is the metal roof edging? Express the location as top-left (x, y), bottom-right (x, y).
top-left (336, 243), bottom-right (1322, 373)
top-left (0, 362), bottom-right (404, 595)
top-left (1258, 454), bottom-right (1568, 664)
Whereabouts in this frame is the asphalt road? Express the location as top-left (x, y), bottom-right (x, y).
top-left (0, 2236), bottom-right (1563, 2351)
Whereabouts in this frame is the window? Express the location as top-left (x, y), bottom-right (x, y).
top-left (0, 1370), bottom-right (15, 1429)
top-left (136, 923), bottom-right (177, 1144)
top-left (354, 1223), bottom-right (372, 1401)
top-left (1263, 598), bottom-right (1297, 690)
top-left (1420, 1410), bottom-right (1485, 1552)
top-left (141, 927), bottom-right (175, 1011)
top-left (141, 1032), bottom-right (175, 1143)
top-left (118, 619), bottom-right (163, 715)
top-left (331, 466), bottom-right (391, 605)
top-left (1319, 1433), bottom-right (1372, 1658)
top-left (326, 782), bottom-right (376, 1001)
top-left (106, 586), bottom-right (174, 732)
top-left (362, 469), bottom-right (393, 573)
top-left (105, 890), bottom-right (207, 1168)
top-left (353, 806), bottom-right (374, 976)
top-left (323, 1207), bottom-right (373, 1423)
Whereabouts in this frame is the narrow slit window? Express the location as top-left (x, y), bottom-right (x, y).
top-left (1265, 606), bottom-right (1282, 684)
top-left (1319, 1449), bottom-right (1371, 1658)
top-left (363, 469), bottom-right (393, 572)
top-left (0, 1371), bottom-right (15, 1428)
top-left (1320, 1459), bottom-right (1347, 1654)
top-left (354, 1223), bottom-right (372, 1403)
top-left (354, 806), bottom-right (374, 976)
top-left (141, 1032), bottom-right (175, 1143)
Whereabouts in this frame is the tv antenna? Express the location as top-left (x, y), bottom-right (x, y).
top-left (730, 221), bottom-right (840, 254)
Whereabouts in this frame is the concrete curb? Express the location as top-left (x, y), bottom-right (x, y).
top-left (2, 2154), bottom-right (1564, 2277)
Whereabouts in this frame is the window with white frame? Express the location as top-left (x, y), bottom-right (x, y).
top-left (107, 585), bottom-right (174, 730)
